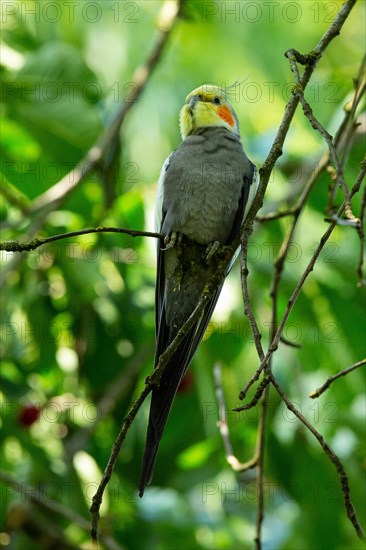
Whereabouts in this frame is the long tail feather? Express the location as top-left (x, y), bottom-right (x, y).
top-left (138, 281), bottom-right (225, 496)
top-left (138, 330), bottom-right (195, 496)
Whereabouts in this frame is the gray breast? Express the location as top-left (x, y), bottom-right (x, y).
top-left (161, 128), bottom-right (250, 245)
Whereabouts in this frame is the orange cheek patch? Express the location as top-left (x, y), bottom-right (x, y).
top-left (217, 106), bottom-right (235, 127)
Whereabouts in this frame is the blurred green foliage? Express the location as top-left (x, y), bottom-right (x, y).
top-left (1, 1), bottom-right (365, 549)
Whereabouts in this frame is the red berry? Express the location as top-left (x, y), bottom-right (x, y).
top-left (19, 404), bottom-right (40, 426)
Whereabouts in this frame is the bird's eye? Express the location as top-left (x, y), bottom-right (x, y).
top-left (213, 96), bottom-right (221, 105)
top-left (198, 94), bottom-right (203, 100)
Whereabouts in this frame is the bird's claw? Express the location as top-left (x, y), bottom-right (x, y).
top-left (203, 241), bottom-right (220, 264)
top-left (162, 232), bottom-right (182, 251)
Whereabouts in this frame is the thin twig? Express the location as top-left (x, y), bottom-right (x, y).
top-left (269, 161), bottom-right (366, 359)
top-left (233, 377), bottom-right (270, 412)
top-left (214, 364), bottom-right (258, 471)
top-left (327, 55), bottom-right (366, 211)
top-left (310, 359), bottom-right (366, 398)
top-left (243, 156), bottom-right (331, 401)
top-left (258, 28), bottom-right (364, 229)
top-left (295, 90), bottom-right (358, 223)
top-left (214, 363), bottom-right (236, 464)
top-left (240, 224), bottom-right (269, 550)
top-left (240, 51), bottom-right (366, 400)
top-left (324, 214), bottom-right (363, 226)
top-left (90, 385), bottom-right (151, 542)
top-left (247, 0), bottom-right (357, 240)
top-left (257, 66), bottom-right (364, 227)
top-left (280, 335), bottom-right (301, 349)
top-left (239, 368), bottom-right (264, 402)
top-left (0, 227), bottom-right (161, 253)
top-left (263, 63), bottom-right (365, 411)
top-left (241, 159), bottom-right (366, 398)
top-left (256, 208), bottom-right (295, 222)
top-left (240, 224), bottom-right (264, 363)
top-left (258, 149), bottom-right (330, 353)
top-left (254, 385), bottom-right (270, 550)
top-left (240, 10), bottom-right (364, 540)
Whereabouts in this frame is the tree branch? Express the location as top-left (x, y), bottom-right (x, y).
top-left (240, 223), bottom-right (270, 550)
top-left (214, 363), bottom-right (259, 471)
top-left (90, 384), bottom-right (151, 542)
top-left (233, 377), bottom-right (270, 413)
top-left (310, 359), bottom-right (366, 398)
top-left (326, 55), bottom-right (366, 212)
top-left (246, 0), bottom-right (357, 238)
top-left (254, 386), bottom-right (269, 550)
top-left (262, 56), bottom-right (366, 397)
top-left (257, 63), bottom-right (364, 226)
top-left (241, 158), bottom-right (366, 398)
top-left (294, 88), bottom-right (358, 224)
top-left (0, 227), bottom-right (161, 253)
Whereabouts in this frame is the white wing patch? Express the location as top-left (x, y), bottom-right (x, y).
top-left (243, 164), bottom-right (259, 224)
top-left (154, 154), bottom-right (172, 233)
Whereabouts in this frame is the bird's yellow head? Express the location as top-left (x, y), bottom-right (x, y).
top-left (179, 84), bottom-right (239, 139)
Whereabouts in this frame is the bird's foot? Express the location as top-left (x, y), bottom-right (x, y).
top-left (162, 232), bottom-right (182, 251)
top-left (203, 240), bottom-right (220, 264)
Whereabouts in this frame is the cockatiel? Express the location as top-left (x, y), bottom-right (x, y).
top-left (139, 84), bottom-right (258, 496)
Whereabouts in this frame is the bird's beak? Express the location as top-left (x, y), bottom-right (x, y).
top-left (189, 95), bottom-right (200, 113)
